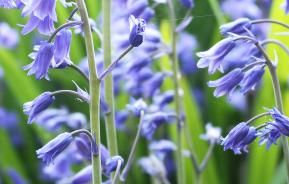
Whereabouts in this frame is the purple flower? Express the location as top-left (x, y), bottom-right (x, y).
top-left (221, 122), bottom-right (257, 154)
top-left (141, 112), bottom-right (171, 140)
top-left (149, 140), bottom-right (177, 153)
top-left (127, 0), bottom-right (148, 17)
top-left (23, 92), bottom-right (55, 124)
top-left (283, 0), bottom-right (289, 14)
top-left (75, 133), bottom-right (98, 160)
top-left (179, 0), bottom-right (194, 9)
top-left (103, 156), bottom-right (124, 176)
top-left (21, 0), bottom-right (57, 35)
top-left (220, 18), bottom-right (252, 36)
top-left (23, 42), bottom-right (54, 80)
top-left (240, 64), bottom-right (265, 94)
top-left (36, 132), bottom-right (73, 164)
top-left (143, 73), bottom-right (166, 98)
top-left (153, 90), bottom-right (174, 108)
top-left (200, 123), bottom-right (222, 144)
top-left (6, 168), bottom-right (27, 184)
top-left (197, 38), bottom-right (236, 74)
top-left (71, 165), bottom-right (92, 184)
top-left (129, 15), bottom-right (146, 47)
top-left (138, 154), bottom-right (167, 177)
top-left (208, 68), bottom-right (244, 97)
top-left (52, 29), bottom-right (72, 68)
top-left (0, 22), bottom-right (19, 49)
top-left (139, 7), bottom-right (155, 22)
top-left (126, 98), bottom-right (147, 116)
top-left (258, 125), bottom-right (281, 149)
top-left (115, 110), bottom-right (129, 130)
top-left (269, 108), bottom-right (289, 136)
top-left (0, 0), bottom-right (16, 8)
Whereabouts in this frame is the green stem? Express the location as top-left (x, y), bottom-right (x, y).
top-left (207, 0), bottom-right (226, 26)
top-left (102, 0), bottom-right (119, 158)
top-left (255, 42), bottom-right (289, 183)
top-left (51, 90), bottom-right (88, 102)
top-left (76, 0), bottom-right (102, 184)
top-left (69, 63), bottom-right (89, 82)
top-left (167, 0), bottom-right (185, 183)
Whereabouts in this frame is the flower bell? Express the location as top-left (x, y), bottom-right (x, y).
top-left (129, 15), bottom-right (146, 47)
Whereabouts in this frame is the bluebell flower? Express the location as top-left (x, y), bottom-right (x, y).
top-left (126, 98), bottom-right (147, 116)
top-left (138, 154), bottom-right (167, 177)
top-left (221, 122), bottom-right (257, 154)
top-left (103, 156), bottom-right (124, 176)
top-left (52, 29), bottom-right (72, 68)
top-left (23, 92), bottom-right (55, 124)
top-left (221, 0), bottom-right (262, 19)
top-left (21, 0), bottom-right (57, 35)
top-left (197, 38), bottom-right (236, 74)
top-left (153, 90), bottom-right (174, 108)
top-left (149, 140), bottom-right (177, 153)
top-left (129, 15), bottom-right (146, 47)
top-left (127, 0), bottom-right (148, 17)
top-left (6, 168), bottom-right (27, 184)
top-left (141, 112), bottom-right (171, 140)
top-left (179, 0), bottom-right (194, 9)
top-left (24, 42), bottom-right (54, 80)
top-left (200, 123), bottom-right (222, 144)
top-left (0, 0), bottom-right (16, 8)
top-left (36, 132), bottom-right (73, 164)
top-left (240, 64), bottom-right (265, 94)
top-left (283, 0), bottom-right (289, 14)
top-left (139, 7), bottom-right (155, 22)
top-left (143, 73), bottom-right (166, 98)
top-left (269, 108), bottom-right (289, 136)
top-left (220, 18), bottom-right (252, 36)
top-left (115, 110), bottom-right (129, 130)
top-left (75, 133), bottom-right (98, 160)
top-left (208, 68), bottom-right (244, 97)
top-left (258, 125), bottom-right (281, 149)
top-left (70, 165), bottom-right (92, 184)
top-left (0, 22), bottom-right (19, 49)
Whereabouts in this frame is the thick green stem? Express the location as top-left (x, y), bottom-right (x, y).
top-left (167, 0), bottom-right (185, 183)
top-left (255, 42), bottom-right (289, 183)
top-left (102, 0), bottom-right (119, 157)
top-left (76, 0), bottom-right (102, 184)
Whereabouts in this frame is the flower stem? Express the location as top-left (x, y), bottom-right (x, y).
top-left (69, 63), bottom-right (89, 82)
top-left (245, 112), bottom-right (270, 125)
top-left (102, 0), bottom-right (119, 159)
top-left (261, 39), bottom-right (289, 56)
top-left (120, 111), bottom-right (145, 181)
top-left (255, 42), bottom-right (289, 183)
top-left (251, 19), bottom-right (289, 30)
top-left (167, 0), bottom-right (185, 183)
top-left (48, 21), bottom-right (82, 42)
top-left (99, 45), bottom-right (134, 80)
top-left (51, 90), bottom-right (88, 102)
top-left (76, 0), bottom-right (102, 184)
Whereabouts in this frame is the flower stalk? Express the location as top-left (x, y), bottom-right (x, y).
top-left (255, 42), bottom-right (289, 182)
top-left (102, 0), bottom-right (119, 159)
top-left (76, 0), bottom-right (102, 184)
top-left (167, 0), bottom-right (185, 183)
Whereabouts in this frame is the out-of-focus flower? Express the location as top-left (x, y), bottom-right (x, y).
top-left (208, 68), bottom-right (244, 97)
top-left (149, 140), bottom-right (177, 153)
top-left (179, 0), bottom-right (194, 9)
top-left (36, 132), bottom-right (73, 164)
top-left (126, 98), bottom-right (147, 116)
top-left (139, 7), bottom-right (155, 22)
top-left (127, 0), bottom-right (148, 17)
top-left (282, 0), bottom-right (289, 14)
top-left (240, 64), bottom-right (265, 94)
top-left (197, 38), bottom-right (236, 74)
top-left (221, 0), bottom-right (262, 19)
top-left (75, 133), bottom-right (98, 160)
top-left (221, 122), bottom-right (256, 154)
top-left (129, 15), bottom-right (146, 47)
top-left (23, 92), bottom-right (55, 124)
top-left (200, 123), bottom-right (222, 144)
top-left (143, 73), bottom-right (167, 98)
top-left (6, 168), bottom-right (27, 184)
top-left (220, 18), bottom-right (252, 36)
top-left (0, 0), bottom-right (16, 8)
top-left (70, 165), bottom-right (92, 184)
top-left (138, 154), bottom-right (167, 177)
top-left (0, 22), bottom-right (19, 49)
top-left (24, 42), bottom-right (54, 80)
top-left (21, 0), bottom-right (57, 35)
top-left (52, 29), bottom-right (72, 68)
top-left (153, 90), bottom-right (174, 109)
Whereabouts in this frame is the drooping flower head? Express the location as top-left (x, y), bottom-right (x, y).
top-left (23, 42), bottom-right (54, 80)
top-left (103, 156), bottom-right (124, 176)
top-left (21, 0), bottom-right (57, 35)
top-left (197, 38), bottom-right (236, 74)
top-left (179, 0), bottom-right (194, 9)
top-left (23, 92), bottom-right (55, 124)
top-left (258, 124), bottom-right (281, 149)
top-left (208, 68), bottom-right (244, 97)
top-left (0, 22), bottom-right (19, 49)
top-left (52, 29), bottom-right (72, 68)
top-left (129, 15), bottom-right (146, 47)
top-left (240, 64), bottom-right (265, 94)
top-left (220, 18), bottom-right (252, 36)
top-left (269, 108), bottom-right (289, 136)
top-left (221, 122), bottom-right (257, 154)
top-left (36, 132), bottom-right (73, 164)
